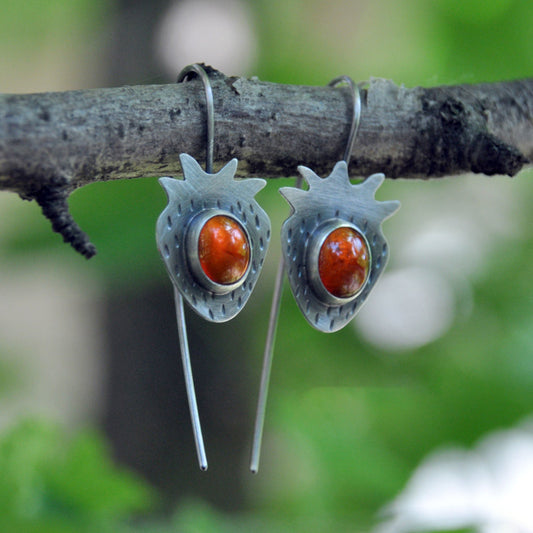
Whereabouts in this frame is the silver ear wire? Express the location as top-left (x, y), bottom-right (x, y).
top-left (250, 76), bottom-right (363, 473)
top-left (174, 284), bottom-right (207, 470)
top-left (249, 171), bottom-right (303, 474)
top-left (177, 64), bottom-right (214, 173)
top-left (159, 64), bottom-right (271, 472)
top-left (327, 75), bottom-right (361, 165)
top-left (171, 63), bottom-right (215, 471)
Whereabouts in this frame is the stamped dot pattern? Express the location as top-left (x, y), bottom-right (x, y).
top-left (279, 164), bottom-right (400, 333)
top-left (282, 209), bottom-right (389, 332)
top-left (156, 155), bottom-right (271, 323)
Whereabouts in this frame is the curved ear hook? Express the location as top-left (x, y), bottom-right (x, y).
top-left (177, 64), bottom-right (215, 173)
top-left (166, 63), bottom-right (216, 471)
top-left (328, 75), bottom-right (362, 167)
top-left (250, 75), bottom-right (363, 474)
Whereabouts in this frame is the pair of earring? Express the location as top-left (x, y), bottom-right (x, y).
top-left (155, 64), bottom-right (400, 472)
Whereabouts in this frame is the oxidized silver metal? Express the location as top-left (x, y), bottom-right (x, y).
top-left (280, 160), bottom-right (400, 333)
top-left (156, 153), bottom-right (271, 323)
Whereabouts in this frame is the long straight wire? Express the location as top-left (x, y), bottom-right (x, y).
top-left (174, 285), bottom-right (208, 470)
top-left (250, 175), bottom-right (303, 473)
top-left (174, 64), bottom-right (214, 470)
top-left (249, 254), bottom-right (286, 474)
top-left (250, 77), bottom-right (361, 473)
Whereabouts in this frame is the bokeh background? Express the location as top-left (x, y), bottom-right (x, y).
top-left (1, 0), bottom-right (533, 531)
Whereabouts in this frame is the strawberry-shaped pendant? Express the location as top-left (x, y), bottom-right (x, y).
top-left (156, 154), bottom-right (271, 322)
top-left (280, 161), bottom-right (400, 332)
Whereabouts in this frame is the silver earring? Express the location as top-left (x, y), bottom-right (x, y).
top-left (156, 64), bottom-right (271, 470)
top-left (250, 76), bottom-right (400, 473)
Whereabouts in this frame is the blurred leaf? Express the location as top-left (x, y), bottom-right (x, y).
top-left (0, 418), bottom-right (154, 532)
top-left (45, 429), bottom-right (154, 520)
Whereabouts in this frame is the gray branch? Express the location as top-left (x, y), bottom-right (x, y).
top-left (0, 69), bottom-right (531, 257)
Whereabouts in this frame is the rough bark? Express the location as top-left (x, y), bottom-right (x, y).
top-left (0, 68), bottom-right (531, 256)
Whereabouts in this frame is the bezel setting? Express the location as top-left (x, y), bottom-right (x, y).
top-left (306, 219), bottom-right (371, 306)
top-left (156, 154), bottom-right (271, 322)
top-left (186, 209), bottom-right (252, 294)
top-left (279, 161), bottom-right (400, 332)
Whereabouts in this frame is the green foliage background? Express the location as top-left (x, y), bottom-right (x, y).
top-left (0, 1), bottom-right (532, 532)
top-left (0, 419), bottom-right (152, 533)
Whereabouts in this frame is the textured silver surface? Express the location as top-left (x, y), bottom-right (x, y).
top-left (156, 154), bottom-right (271, 322)
top-left (280, 161), bottom-right (400, 332)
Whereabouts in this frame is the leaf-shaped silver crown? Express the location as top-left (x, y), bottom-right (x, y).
top-left (280, 161), bottom-right (400, 332)
top-left (156, 154), bottom-right (271, 322)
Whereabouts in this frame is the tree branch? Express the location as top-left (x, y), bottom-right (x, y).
top-left (1, 69), bottom-right (531, 256)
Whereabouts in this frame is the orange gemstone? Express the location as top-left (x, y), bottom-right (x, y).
top-left (198, 215), bottom-right (250, 285)
top-left (318, 227), bottom-right (369, 298)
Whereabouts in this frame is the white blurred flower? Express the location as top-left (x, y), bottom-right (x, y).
top-left (155, 0), bottom-right (257, 76)
top-left (354, 266), bottom-right (456, 351)
top-left (355, 175), bottom-right (523, 352)
top-left (375, 421), bottom-right (533, 533)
